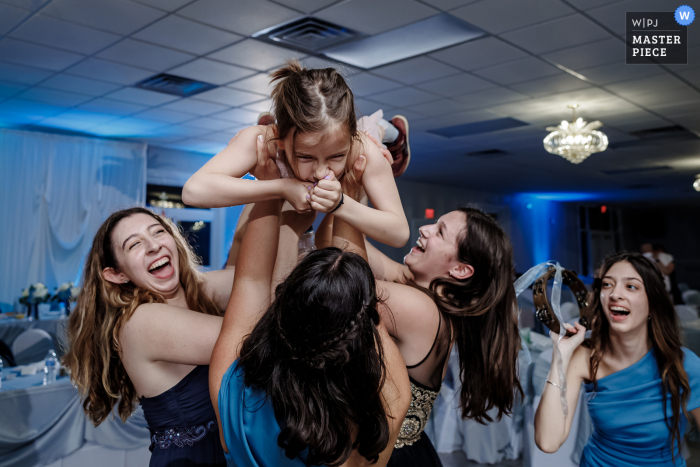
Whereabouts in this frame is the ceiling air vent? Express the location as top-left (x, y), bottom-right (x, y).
top-left (254, 17), bottom-right (365, 53)
top-left (465, 149), bottom-right (509, 158)
top-left (134, 74), bottom-right (217, 97)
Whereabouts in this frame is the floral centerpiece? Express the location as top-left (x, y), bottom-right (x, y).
top-left (53, 282), bottom-right (80, 314)
top-left (19, 283), bottom-right (52, 319)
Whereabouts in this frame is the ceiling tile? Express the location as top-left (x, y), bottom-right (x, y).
top-left (541, 38), bottom-right (624, 71)
top-left (578, 62), bottom-right (666, 86)
top-left (167, 123), bottom-right (219, 137)
top-left (228, 73), bottom-right (273, 96)
top-left (606, 75), bottom-right (700, 109)
top-left (272, 0), bottom-right (340, 14)
top-left (106, 87), bottom-right (181, 105)
top-left (194, 87), bottom-right (265, 107)
top-left (168, 58), bottom-right (255, 85)
top-left (208, 39), bottom-right (305, 72)
top-left (179, 116), bottom-right (239, 131)
top-left (136, 107), bottom-right (196, 123)
top-left (0, 98), bottom-right (69, 120)
top-left (18, 87), bottom-right (92, 106)
top-left (0, 38), bottom-right (84, 71)
top-left (0, 3), bottom-right (30, 35)
top-left (41, 0), bottom-right (166, 35)
top-left (97, 39), bottom-right (195, 72)
top-left (130, 0), bottom-right (192, 11)
top-left (414, 73), bottom-right (496, 97)
top-left (450, 0), bottom-right (574, 34)
top-left (455, 87), bottom-right (530, 109)
top-left (177, 0), bottom-right (301, 36)
top-left (10, 15), bottom-right (120, 55)
top-left (346, 73), bottom-right (402, 97)
top-left (565, 0), bottom-right (626, 10)
top-left (160, 98), bottom-right (230, 116)
top-left (405, 98), bottom-right (468, 116)
top-left (40, 110), bottom-right (119, 131)
top-left (419, 0), bottom-right (481, 11)
top-left (410, 108), bottom-right (502, 132)
top-left (210, 107), bottom-right (259, 124)
top-left (365, 87), bottom-right (436, 107)
top-left (78, 98), bottom-right (149, 116)
top-left (372, 57), bottom-right (461, 85)
top-left (299, 56), bottom-right (361, 76)
top-left (0, 61), bottom-right (54, 85)
top-left (88, 116), bottom-right (169, 137)
top-left (40, 74), bottom-right (120, 96)
top-left (0, 80), bottom-right (27, 97)
top-left (509, 74), bottom-right (591, 97)
top-left (353, 98), bottom-right (383, 117)
top-left (315, 0), bottom-right (438, 35)
top-left (501, 14), bottom-right (611, 55)
top-left (241, 99), bottom-right (272, 113)
top-left (66, 58), bottom-right (153, 85)
top-left (133, 16), bottom-right (243, 55)
top-left (429, 37), bottom-right (528, 71)
top-left (473, 57), bottom-right (562, 85)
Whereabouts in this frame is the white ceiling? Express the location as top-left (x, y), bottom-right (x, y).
top-left (0, 0), bottom-right (699, 203)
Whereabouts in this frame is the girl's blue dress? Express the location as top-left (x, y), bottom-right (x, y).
top-left (218, 360), bottom-right (308, 467)
top-left (581, 348), bottom-right (700, 467)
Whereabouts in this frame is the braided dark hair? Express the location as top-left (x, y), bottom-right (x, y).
top-left (238, 247), bottom-right (388, 466)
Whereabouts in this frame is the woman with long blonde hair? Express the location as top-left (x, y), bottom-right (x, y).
top-left (63, 205), bottom-right (234, 467)
top-left (535, 252), bottom-right (700, 466)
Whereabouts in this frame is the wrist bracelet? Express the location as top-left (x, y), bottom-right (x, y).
top-left (546, 379), bottom-right (563, 390)
top-left (330, 192), bottom-right (344, 213)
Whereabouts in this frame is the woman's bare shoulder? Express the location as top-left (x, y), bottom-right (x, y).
top-left (377, 280), bottom-right (439, 338)
top-left (569, 345), bottom-right (591, 379)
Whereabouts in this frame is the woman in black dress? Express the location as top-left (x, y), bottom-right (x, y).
top-left (63, 206), bottom-right (235, 467)
top-left (319, 205), bottom-right (523, 466)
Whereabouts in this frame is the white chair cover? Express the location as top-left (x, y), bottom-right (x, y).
top-left (11, 328), bottom-right (53, 365)
top-left (682, 290), bottom-right (700, 306)
top-left (675, 305), bottom-right (699, 323)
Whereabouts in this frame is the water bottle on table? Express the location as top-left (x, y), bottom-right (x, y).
top-left (44, 349), bottom-right (57, 385)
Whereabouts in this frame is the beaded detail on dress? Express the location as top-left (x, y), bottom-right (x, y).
top-left (150, 419), bottom-right (218, 450)
top-left (395, 380), bottom-right (440, 448)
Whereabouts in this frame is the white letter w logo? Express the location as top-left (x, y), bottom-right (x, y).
top-left (680, 11), bottom-right (690, 20)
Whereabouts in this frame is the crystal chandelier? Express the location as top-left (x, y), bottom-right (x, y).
top-left (543, 104), bottom-right (608, 164)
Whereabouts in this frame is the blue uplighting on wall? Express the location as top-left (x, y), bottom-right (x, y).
top-left (513, 194), bottom-right (554, 266)
top-left (524, 192), bottom-right (599, 202)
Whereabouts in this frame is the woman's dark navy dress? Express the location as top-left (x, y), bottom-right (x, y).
top-left (140, 365), bottom-right (226, 467)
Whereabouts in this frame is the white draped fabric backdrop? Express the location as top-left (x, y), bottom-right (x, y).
top-left (0, 128), bottom-right (146, 310)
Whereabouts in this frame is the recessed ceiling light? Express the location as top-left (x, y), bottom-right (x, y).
top-left (323, 14), bottom-right (484, 69)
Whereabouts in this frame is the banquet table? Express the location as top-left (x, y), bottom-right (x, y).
top-left (0, 318), bottom-right (69, 357)
top-left (0, 362), bottom-right (150, 467)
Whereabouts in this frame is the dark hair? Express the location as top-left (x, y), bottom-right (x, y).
top-left (237, 247), bottom-right (389, 466)
top-left (63, 207), bottom-right (219, 425)
top-left (414, 207), bottom-right (524, 423)
top-left (585, 251), bottom-right (690, 460)
top-left (268, 59), bottom-right (362, 189)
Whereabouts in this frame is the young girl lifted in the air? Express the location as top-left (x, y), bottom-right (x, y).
top-left (182, 60), bottom-right (410, 249)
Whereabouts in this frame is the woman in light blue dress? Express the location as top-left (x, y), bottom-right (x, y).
top-left (207, 150), bottom-right (411, 467)
top-left (535, 252), bottom-right (700, 466)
